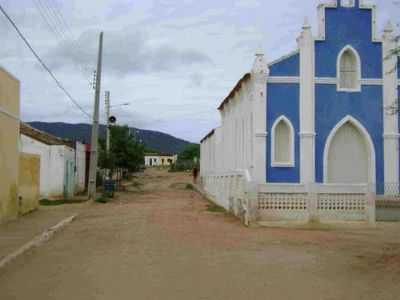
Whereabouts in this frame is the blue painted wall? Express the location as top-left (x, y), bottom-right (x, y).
top-left (314, 4), bottom-right (384, 193)
top-left (269, 53), bottom-right (300, 77)
top-left (264, 3), bottom-right (390, 192)
top-left (315, 5), bottom-right (382, 78)
top-left (267, 83), bottom-right (300, 183)
top-left (397, 58), bottom-right (400, 79)
top-left (315, 84), bottom-right (384, 193)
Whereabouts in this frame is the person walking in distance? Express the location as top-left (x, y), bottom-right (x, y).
top-left (192, 166), bottom-right (199, 184)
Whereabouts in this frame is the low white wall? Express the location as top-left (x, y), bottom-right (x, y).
top-left (202, 173), bottom-right (376, 226)
top-left (257, 183), bottom-right (375, 224)
top-left (202, 170), bottom-right (255, 224)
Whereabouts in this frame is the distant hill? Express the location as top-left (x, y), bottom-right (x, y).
top-left (28, 122), bottom-right (192, 155)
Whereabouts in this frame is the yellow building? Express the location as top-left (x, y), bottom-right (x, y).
top-left (0, 67), bottom-right (20, 223)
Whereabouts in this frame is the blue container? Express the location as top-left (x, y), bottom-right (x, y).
top-left (103, 180), bottom-right (116, 197)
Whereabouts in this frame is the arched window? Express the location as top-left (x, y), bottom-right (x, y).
top-left (271, 116), bottom-right (295, 167)
top-left (337, 46), bottom-right (361, 91)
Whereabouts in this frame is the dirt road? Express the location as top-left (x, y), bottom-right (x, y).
top-left (1, 169), bottom-right (399, 300)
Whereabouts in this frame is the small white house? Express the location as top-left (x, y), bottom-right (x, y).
top-left (145, 153), bottom-right (177, 167)
top-left (20, 123), bottom-right (86, 200)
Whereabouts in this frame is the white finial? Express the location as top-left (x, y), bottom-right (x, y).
top-left (302, 17), bottom-right (311, 30)
top-left (255, 45), bottom-right (264, 57)
top-left (252, 46), bottom-right (268, 77)
top-left (384, 21), bottom-right (394, 33)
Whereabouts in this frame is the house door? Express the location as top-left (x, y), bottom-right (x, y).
top-left (326, 121), bottom-right (369, 184)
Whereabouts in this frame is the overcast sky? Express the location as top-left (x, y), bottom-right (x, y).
top-left (0, 0), bottom-right (398, 142)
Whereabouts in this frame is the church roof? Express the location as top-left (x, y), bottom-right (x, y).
top-left (200, 128), bottom-right (215, 144)
top-left (217, 73), bottom-right (251, 111)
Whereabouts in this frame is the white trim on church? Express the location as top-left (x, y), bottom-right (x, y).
top-left (271, 116), bottom-right (295, 168)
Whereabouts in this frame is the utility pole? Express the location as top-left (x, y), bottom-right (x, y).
top-left (88, 32), bottom-right (104, 200)
top-left (105, 91), bottom-right (111, 154)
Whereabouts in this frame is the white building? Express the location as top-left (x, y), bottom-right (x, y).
top-left (200, 1), bottom-right (398, 226)
top-left (145, 153), bottom-right (178, 167)
top-left (20, 123), bottom-right (86, 200)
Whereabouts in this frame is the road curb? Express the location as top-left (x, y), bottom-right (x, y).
top-left (0, 215), bottom-right (77, 270)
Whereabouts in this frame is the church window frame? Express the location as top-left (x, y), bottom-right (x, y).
top-left (337, 45), bottom-right (361, 92)
top-left (271, 116), bottom-right (295, 168)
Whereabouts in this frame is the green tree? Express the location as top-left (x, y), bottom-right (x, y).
top-left (178, 144), bottom-right (200, 161)
top-left (99, 125), bottom-right (145, 175)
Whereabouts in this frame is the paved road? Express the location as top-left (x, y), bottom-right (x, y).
top-left (1, 170), bottom-right (399, 300)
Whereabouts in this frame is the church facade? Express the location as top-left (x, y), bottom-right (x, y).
top-left (200, 0), bottom-right (399, 225)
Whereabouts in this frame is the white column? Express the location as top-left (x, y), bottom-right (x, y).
top-left (382, 21), bottom-right (399, 194)
top-left (251, 48), bottom-right (269, 184)
top-left (298, 18), bottom-right (316, 184)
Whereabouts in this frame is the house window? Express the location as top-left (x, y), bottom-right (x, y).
top-left (271, 116), bottom-right (295, 167)
top-left (337, 46), bottom-right (361, 91)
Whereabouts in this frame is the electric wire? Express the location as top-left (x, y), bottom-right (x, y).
top-left (33, 0), bottom-right (93, 84)
top-left (0, 3), bottom-right (92, 119)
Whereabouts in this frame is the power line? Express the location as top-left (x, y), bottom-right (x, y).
top-left (33, 0), bottom-right (93, 82)
top-left (50, 0), bottom-right (93, 73)
top-left (0, 4), bottom-right (91, 119)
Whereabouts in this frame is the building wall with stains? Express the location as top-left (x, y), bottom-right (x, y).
top-left (18, 153), bottom-right (40, 215)
top-left (0, 67), bottom-right (20, 223)
top-left (20, 135), bottom-right (76, 200)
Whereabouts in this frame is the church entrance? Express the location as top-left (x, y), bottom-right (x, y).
top-left (324, 117), bottom-right (374, 184)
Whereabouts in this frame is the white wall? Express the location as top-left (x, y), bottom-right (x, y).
top-left (145, 156), bottom-right (160, 166)
top-left (201, 79), bottom-right (255, 178)
top-left (20, 135), bottom-right (75, 199)
top-left (145, 155), bottom-right (176, 167)
top-left (201, 50), bottom-right (267, 185)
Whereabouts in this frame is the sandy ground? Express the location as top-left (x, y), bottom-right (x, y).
top-left (0, 203), bottom-right (84, 261)
top-left (0, 169), bottom-right (399, 300)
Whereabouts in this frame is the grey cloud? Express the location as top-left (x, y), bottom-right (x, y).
top-left (188, 72), bottom-right (204, 87)
top-left (46, 28), bottom-right (213, 76)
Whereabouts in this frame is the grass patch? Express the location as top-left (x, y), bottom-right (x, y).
top-left (131, 180), bottom-right (144, 188)
top-left (40, 199), bottom-right (66, 206)
top-left (185, 183), bottom-right (195, 190)
top-left (206, 202), bottom-right (226, 213)
top-left (95, 195), bottom-right (109, 204)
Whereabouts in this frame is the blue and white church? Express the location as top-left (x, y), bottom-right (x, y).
top-left (200, 0), bottom-right (400, 224)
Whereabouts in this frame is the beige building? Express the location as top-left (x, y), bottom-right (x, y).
top-left (0, 67), bottom-right (20, 223)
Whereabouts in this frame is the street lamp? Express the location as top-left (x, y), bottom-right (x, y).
top-left (110, 102), bottom-right (131, 109)
top-left (105, 91), bottom-right (132, 153)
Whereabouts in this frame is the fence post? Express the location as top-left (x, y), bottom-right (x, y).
top-left (307, 183), bottom-right (319, 223)
top-left (366, 183), bottom-right (376, 227)
top-left (245, 182), bottom-right (258, 226)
